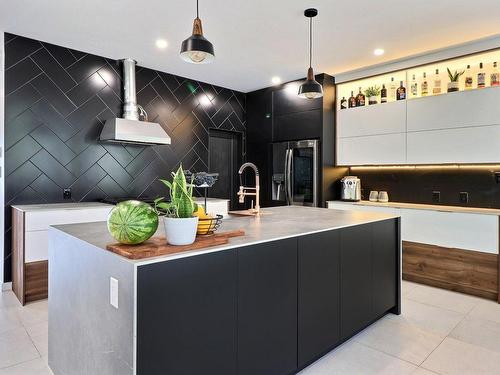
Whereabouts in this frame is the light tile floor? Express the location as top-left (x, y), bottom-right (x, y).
top-left (1, 281), bottom-right (500, 374)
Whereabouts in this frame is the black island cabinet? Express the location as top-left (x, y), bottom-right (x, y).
top-left (136, 218), bottom-right (400, 375)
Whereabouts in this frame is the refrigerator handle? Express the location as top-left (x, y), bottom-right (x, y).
top-left (286, 148), bottom-right (293, 204)
top-left (284, 148), bottom-right (289, 204)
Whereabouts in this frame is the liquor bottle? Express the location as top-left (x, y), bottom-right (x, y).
top-left (388, 77), bottom-right (397, 101)
top-left (464, 65), bottom-right (473, 89)
top-left (432, 69), bottom-right (441, 94)
top-left (490, 62), bottom-right (500, 86)
top-left (355, 87), bottom-right (365, 106)
top-left (340, 97), bottom-right (348, 109)
top-left (421, 73), bottom-right (428, 96)
top-left (477, 62), bottom-right (486, 88)
top-left (396, 81), bottom-right (406, 100)
top-left (410, 74), bottom-right (418, 97)
top-left (348, 91), bottom-right (356, 108)
top-left (381, 84), bottom-right (387, 103)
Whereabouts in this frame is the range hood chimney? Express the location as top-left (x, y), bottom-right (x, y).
top-left (100, 58), bottom-right (171, 145)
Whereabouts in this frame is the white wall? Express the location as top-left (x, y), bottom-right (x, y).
top-left (0, 31), bottom-right (5, 289)
top-left (335, 34), bottom-right (500, 83)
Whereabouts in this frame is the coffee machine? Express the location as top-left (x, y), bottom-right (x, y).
top-left (341, 176), bottom-right (361, 201)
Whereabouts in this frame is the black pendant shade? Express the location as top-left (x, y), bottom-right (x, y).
top-left (180, 0), bottom-right (215, 64)
top-left (298, 8), bottom-right (323, 99)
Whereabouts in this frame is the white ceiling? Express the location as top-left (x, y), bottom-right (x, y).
top-left (1, 0), bottom-right (500, 92)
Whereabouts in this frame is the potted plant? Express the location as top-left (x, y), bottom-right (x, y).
top-left (364, 86), bottom-right (381, 105)
top-left (447, 68), bottom-right (464, 92)
top-left (154, 165), bottom-right (199, 245)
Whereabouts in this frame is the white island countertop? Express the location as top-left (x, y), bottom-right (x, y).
top-left (51, 206), bottom-right (399, 266)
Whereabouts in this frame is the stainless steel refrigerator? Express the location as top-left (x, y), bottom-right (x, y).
top-left (271, 139), bottom-right (319, 207)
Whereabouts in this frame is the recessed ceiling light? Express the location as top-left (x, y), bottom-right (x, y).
top-left (156, 39), bottom-right (168, 49)
top-left (271, 76), bottom-right (282, 85)
top-left (374, 48), bottom-right (384, 56)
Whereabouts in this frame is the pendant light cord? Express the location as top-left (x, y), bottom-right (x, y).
top-left (196, 0), bottom-right (199, 18)
top-left (309, 16), bottom-right (313, 68)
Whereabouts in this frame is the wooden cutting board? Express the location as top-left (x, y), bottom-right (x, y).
top-left (106, 229), bottom-right (245, 260)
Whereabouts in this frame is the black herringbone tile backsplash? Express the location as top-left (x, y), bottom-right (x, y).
top-left (4, 33), bottom-right (246, 282)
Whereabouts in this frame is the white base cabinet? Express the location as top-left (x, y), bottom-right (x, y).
top-left (327, 201), bottom-right (499, 254)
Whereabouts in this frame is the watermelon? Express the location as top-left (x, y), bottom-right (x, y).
top-left (107, 200), bottom-right (159, 244)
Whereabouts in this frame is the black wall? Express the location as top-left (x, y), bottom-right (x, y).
top-left (351, 168), bottom-right (500, 208)
top-left (3, 33), bottom-right (246, 282)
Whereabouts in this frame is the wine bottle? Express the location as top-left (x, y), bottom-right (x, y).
top-left (410, 74), bottom-right (418, 97)
top-left (432, 69), bottom-right (441, 94)
top-left (348, 91), bottom-right (356, 108)
top-left (396, 81), bottom-right (406, 100)
top-left (381, 84), bottom-right (387, 103)
top-left (464, 65), bottom-right (473, 89)
top-left (491, 62), bottom-right (499, 86)
top-left (421, 73), bottom-right (428, 96)
top-left (340, 97), bottom-right (347, 109)
top-left (388, 77), bottom-right (396, 101)
top-left (355, 87), bottom-right (365, 107)
top-left (478, 62), bottom-right (486, 88)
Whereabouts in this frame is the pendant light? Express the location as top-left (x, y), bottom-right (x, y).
top-left (180, 0), bottom-right (215, 64)
top-left (298, 8), bottom-right (323, 99)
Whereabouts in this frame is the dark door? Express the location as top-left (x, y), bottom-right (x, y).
top-left (209, 130), bottom-right (242, 209)
top-left (340, 223), bottom-right (373, 340)
top-left (237, 239), bottom-right (298, 375)
top-left (137, 251), bottom-right (237, 375)
top-left (298, 230), bottom-right (340, 368)
top-left (372, 219), bottom-right (398, 317)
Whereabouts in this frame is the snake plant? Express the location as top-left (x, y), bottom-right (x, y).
top-left (155, 165), bottom-right (196, 218)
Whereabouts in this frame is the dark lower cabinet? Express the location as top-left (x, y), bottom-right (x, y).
top-left (136, 219), bottom-right (399, 375)
top-left (298, 231), bottom-right (340, 369)
top-left (372, 219), bottom-right (398, 316)
top-left (136, 251), bottom-right (237, 375)
top-left (340, 224), bottom-right (373, 340)
top-left (237, 239), bottom-right (298, 375)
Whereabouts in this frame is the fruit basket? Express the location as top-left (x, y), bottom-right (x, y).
top-left (196, 214), bottom-right (223, 235)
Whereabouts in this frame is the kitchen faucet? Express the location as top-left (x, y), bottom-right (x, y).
top-left (237, 162), bottom-right (260, 214)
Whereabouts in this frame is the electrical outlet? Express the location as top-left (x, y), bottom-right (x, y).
top-left (63, 188), bottom-right (72, 200)
top-left (460, 192), bottom-right (469, 204)
top-left (432, 191), bottom-right (441, 203)
top-left (110, 277), bottom-right (119, 309)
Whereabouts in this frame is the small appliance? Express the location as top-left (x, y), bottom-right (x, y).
top-left (341, 176), bottom-right (361, 201)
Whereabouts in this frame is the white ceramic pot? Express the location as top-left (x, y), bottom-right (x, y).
top-left (163, 216), bottom-right (199, 245)
top-left (447, 81), bottom-right (459, 92)
top-left (369, 96), bottom-right (378, 105)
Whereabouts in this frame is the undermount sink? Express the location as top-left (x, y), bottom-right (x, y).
top-left (228, 209), bottom-right (269, 216)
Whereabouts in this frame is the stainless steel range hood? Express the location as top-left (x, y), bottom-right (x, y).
top-left (100, 58), bottom-right (171, 145)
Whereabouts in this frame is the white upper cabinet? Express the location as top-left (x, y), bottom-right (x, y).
top-left (407, 87), bottom-right (500, 132)
top-left (336, 47), bottom-right (500, 165)
top-left (338, 100), bottom-right (407, 138)
top-left (337, 133), bottom-right (406, 166)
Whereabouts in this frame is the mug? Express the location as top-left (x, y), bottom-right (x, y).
top-left (378, 191), bottom-right (389, 202)
top-left (369, 191), bottom-right (379, 202)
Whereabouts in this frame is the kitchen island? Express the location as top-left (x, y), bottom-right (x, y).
top-left (48, 206), bottom-right (401, 375)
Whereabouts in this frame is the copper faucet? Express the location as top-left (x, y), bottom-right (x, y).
top-left (237, 162), bottom-right (260, 214)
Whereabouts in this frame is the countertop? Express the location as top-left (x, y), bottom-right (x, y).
top-left (51, 206), bottom-right (399, 265)
top-left (12, 202), bottom-right (113, 212)
top-left (327, 200), bottom-right (500, 216)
